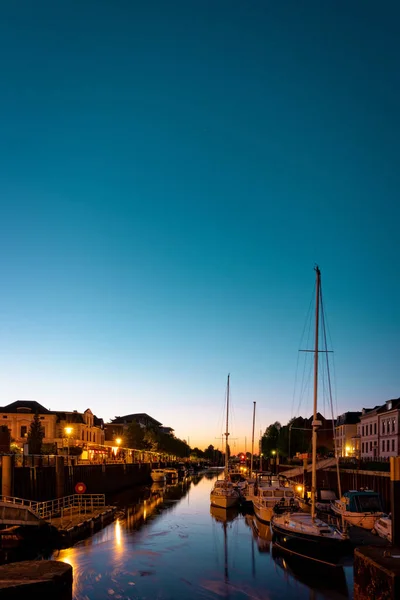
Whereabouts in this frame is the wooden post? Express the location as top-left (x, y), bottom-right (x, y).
top-left (390, 456), bottom-right (400, 547)
top-left (1, 455), bottom-right (14, 497)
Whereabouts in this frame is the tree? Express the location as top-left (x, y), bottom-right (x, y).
top-left (191, 447), bottom-right (204, 459)
top-left (143, 428), bottom-right (160, 452)
top-left (126, 421), bottom-right (145, 450)
top-left (261, 421), bottom-right (281, 456)
top-left (27, 412), bottom-right (44, 454)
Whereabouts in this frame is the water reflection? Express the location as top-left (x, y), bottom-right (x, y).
top-left (271, 546), bottom-right (350, 598)
top-left (50, 474), bottom-right (353, 600)
top-left (245, 513), bottom-right (272, 553)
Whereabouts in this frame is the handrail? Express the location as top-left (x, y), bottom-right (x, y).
top-left (0, 494), bottom-right (106, 521)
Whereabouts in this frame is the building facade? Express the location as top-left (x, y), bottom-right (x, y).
top-left (358, 406), bottom-right (380, 459)
top-left (105, 413), bottom-right (162, 443)
top-left (378, 399), bottom-right (400, 458)
top-left (335, 411), bottom-right (361, 457)
top-left (0, 401), bottom-right (58, 447)
top-left (0, 401), bottom-right (104, 458)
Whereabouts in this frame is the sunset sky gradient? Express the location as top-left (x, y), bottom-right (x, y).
top-left (0, 1), bottom-right (398, 451)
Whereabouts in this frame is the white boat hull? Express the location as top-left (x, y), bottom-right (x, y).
top-left (210, 493), bottom-right (239, 509)
top-left (253, 501), bottom-right (273, 523)
top-left (331, 504), bottom-right (383, 530)
top-left (373, 517), bottom-right (392, 542)
top-left (151, 470), bottom-right (166, 482)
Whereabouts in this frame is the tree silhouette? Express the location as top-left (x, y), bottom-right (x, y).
top-left (126, 421), bottom-right (145, 449)
top-left (27, 412), bottom-right (44, 454)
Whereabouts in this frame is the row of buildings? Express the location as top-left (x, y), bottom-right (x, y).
top-left (0, 400), bottom-right (173, 460)
top-left (335, 397), bottom-right (400, 459)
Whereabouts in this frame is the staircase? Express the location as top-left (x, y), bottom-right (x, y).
top-left (282, 457), bottom-right (336, 479)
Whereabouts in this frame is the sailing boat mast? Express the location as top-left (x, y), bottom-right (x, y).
top-left (250, 401), bottom-right (256, 475)
top-left (224, 374), bottom-right (230, 478)
top-left (311, 265), bottom-right (321, 521)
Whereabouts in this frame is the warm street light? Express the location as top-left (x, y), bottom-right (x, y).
top-left (64, 426), bottom-right (73, 457)
top-left (115, 438), bottom-right (122, 446)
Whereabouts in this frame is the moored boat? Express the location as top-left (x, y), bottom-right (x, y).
top-left (210, 374), bottom-right (241, 510)
top-left (330, 489), bottom-right (384, 530)
top-left (164, 468), bottom-right (179, 480)
top-left (271, 512), bottom-right (349, 565)
top-left (253, 476), bottom-right (297, 523)
top-left (150, 468), bottom-right (166, 482)
top-left (373, 515), bottom-right (392, 542)
top-left (296, 488), bottom-right (337, 514)
top-left (270, 267), bottom-right (349, 565)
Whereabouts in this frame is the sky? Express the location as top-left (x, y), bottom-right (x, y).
top-left (0, 1), bottom-right (399, 452)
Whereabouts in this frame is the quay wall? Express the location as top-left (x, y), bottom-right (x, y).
top-left (279, 465), bottom-right (391, 511)
top-left (0, 463), bottom-right (152, 501)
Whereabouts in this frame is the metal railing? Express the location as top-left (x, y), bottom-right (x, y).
top-left (0, 495), bottom-right (40, 512)
top-left (0, 493), bottom-right (106, 522)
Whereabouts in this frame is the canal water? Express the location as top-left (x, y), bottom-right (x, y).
top-left (52, 473), bottom-right (354, 599)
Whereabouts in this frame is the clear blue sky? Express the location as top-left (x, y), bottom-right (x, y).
top-left (0, 1), bottom-right (398, 451)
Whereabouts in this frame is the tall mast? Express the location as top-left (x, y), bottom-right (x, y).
top-left (250, 401), bottom-right (256, 475)
top-left (225, 374), bottom-right (230, 478)
top-left (311, 266), bottom-right (321, 520)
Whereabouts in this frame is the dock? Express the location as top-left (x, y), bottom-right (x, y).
top-left (50, 504), bottom-right (117, 542)
top-left (0, 494), bottom-right (118, 545)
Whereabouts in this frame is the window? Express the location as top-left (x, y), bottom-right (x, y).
top-left (2, 416), bottom-right (7, 419)
top-left (369, 424), bottom-right (372, 435)
top-left (383, 421), bottom-right (386, 434)
top-left (362, 426), bottom-right (365, 436)
top-left (387, 440), bottom-right (390, 452)
top-left (42, 427), bottom-right (46, 438)
top-left (82, 431), bottom-right (84, 440)
top-left (362, 442), bottom-right (364, 453)
top-left (20, 425), bottom-right (27, 437)
top-left (374, 423), bottom-right (377, 435)
top-left (370, 441), bottom-right (372, 451)
top-left (382, 440), bottom-right (385, 452)
top-left (392, 419), bottom-right (396, 433)
top-left (392, 439), bottom-right (395, 452)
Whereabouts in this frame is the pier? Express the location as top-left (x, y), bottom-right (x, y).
top-left (0, 493), bottom-right (117, 545)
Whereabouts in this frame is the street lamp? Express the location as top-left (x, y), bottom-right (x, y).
top-left (271, 450), bottom-right (277, 474)
top-left (115, 438), bottom-right (122, 446)
top-left (64, 426), bottom-right (73, 457)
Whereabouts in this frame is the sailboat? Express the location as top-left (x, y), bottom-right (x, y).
top-left (271, 266), bottom-right (349, 565)
top-left (210, 374), bottom-right (241, 509)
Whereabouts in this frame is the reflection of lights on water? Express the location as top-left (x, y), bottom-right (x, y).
top-left (143, 507), bottom-right (147, 520)
top-left (57, 546), bottom-right (77, 571)
top-left (115, 519), bottom-right (122, 547)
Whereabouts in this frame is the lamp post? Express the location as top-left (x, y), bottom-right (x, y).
top-left (64, 426), bottom-right (73, 458)
top-left (115, 437), bottom-right (122, 461)
top-left (271, 449), bottom-right (276, 474)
